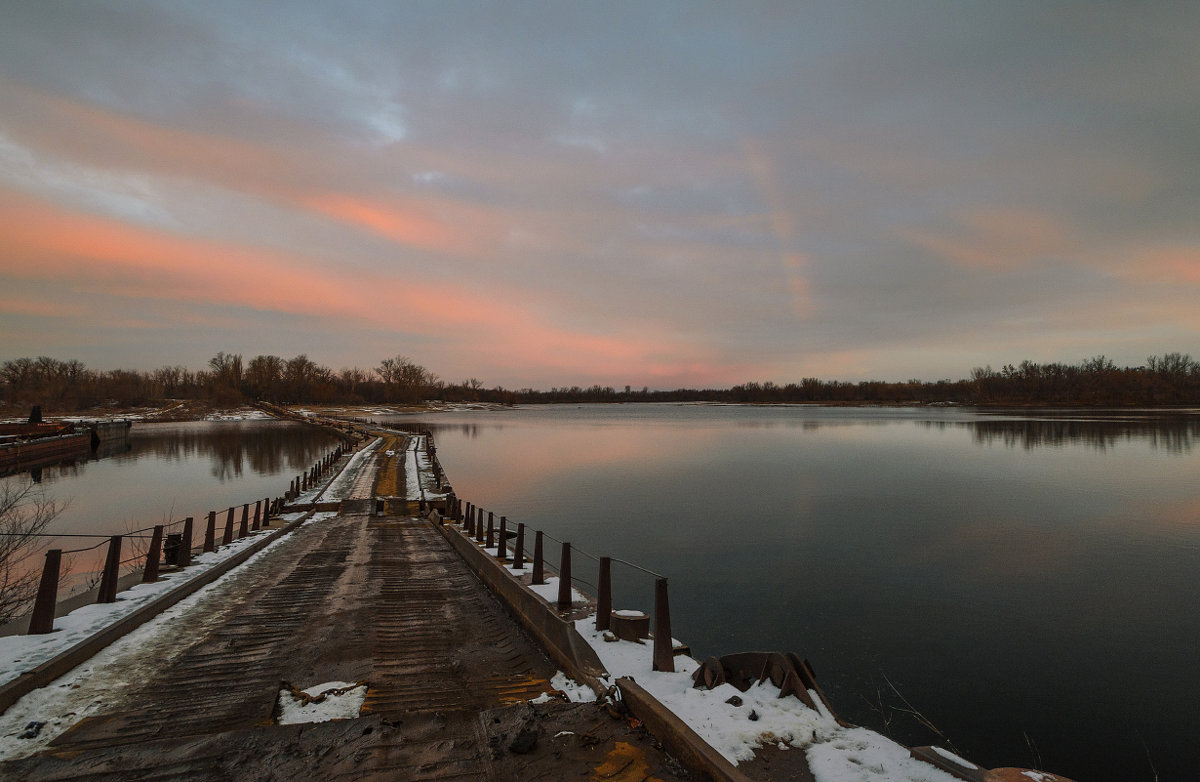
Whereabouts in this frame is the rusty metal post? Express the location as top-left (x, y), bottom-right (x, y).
top-left (180, 516), bottom-right (193, 567)
top-left (27, 549), bottom-right (62, 634)
top-left (652, 577), bottom-right (674, 672)
top-left (513, 523), bottom-right (526, 569)
top-left (204, 511), bottom-right (216, 552)
top-left (239, 504), bottom-right (249, 538)
top-left (497, 516), bottom-right (508, 561)
top-left (533, 530), bottom-right (545, 584)
top-left (486, 512), bottom-right (495, 548)
top-left (596, 557), bottom-right (612, 631)
top-left (142, 525), bottom-right (164, 583)
top-left (222, 507), bottom-right (234, 546)
top-left (252, 500), bottom-right (261, 530)
top-left (557, 542), bottom-right (572, 608)
top-left (97, 535), bottom-right (122, 604)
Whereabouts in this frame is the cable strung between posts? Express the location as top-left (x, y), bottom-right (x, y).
top-left (608, 557), bottom-right (666, 580)
top-left (62, 538), bottom-right (111, 555)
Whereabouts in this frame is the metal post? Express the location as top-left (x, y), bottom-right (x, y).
top-left (252, 500), bottom-right (261, 530)
top-left (180, 516), bottom-right (193, 567)
top-left (27, 549), bottom-right (61, 634)
top-left (239, 504), bottom-right (249, 538)
top-left (142, 525), bottom-right (164, 583)
top-left (204, 511), bottom-right (216, 552)
top-left (596, 557), bottom-right (612, 631)
top-left (97, 535), bottom-right (122, 603)
top-left (497, 516), bottom-right (508, 561)
top-left (475, 509), bottom-right (485, 543)
top-left (533, 531), bottom-right (545, 584)
top-left (557, 542), bottom-right (572, 608)
top-left (222, 507), bottom-right (234, 546)
top-left (513, 523), bottom-right (525, 569)
top-left (652, 577), bottom-right (675, 672)
top-left (263, 497), bottom-right (271, 526)
top-left (486, 512), bottom-right (495, 548)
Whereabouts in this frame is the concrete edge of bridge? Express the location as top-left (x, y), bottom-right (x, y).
top-left (432, 514), bottom-right (752, 782)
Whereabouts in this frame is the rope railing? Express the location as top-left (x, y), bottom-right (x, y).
top-left (23, 437), bottom-right (353, 637)
top-left (61, 538), bottom-right (112, 555)
top-left (447, 480), bottom-right (679, 673)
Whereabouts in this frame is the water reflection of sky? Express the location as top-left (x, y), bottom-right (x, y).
top-left (383, 404), bottom-right (1200, 782)
top-left (2, 420), bottom-right (343, 583)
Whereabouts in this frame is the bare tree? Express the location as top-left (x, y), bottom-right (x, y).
top-left (0, 479), bottom-right (62, 623)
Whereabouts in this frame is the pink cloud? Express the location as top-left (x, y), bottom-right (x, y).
top-left (0, 189), bottom-right (749, 384)
top-left (904, 207), bottom-right (1076, 270)
top-left (1121, 245), bottom-right (1200, 284)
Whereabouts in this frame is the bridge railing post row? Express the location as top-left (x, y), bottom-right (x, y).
top-left (204, 511), bottom-right (216, 552)
top-left (27, 549), bottom-right (62, 634)
top-left (596, 557), bottom-right (611, 631)
top-left (557, 542), bottom-right (572, 608)
top-left (97, 535), bottom-right (122, 603)
top-left (142, 525), bottom-right (164, 583)
top-left (513, 523), bottom-right (525, 569)
top-left (533, 530), bottom-right (545, 584)
top-left (652, 577), bottom-right (674, 672)
top-left (180, 516), bottom-right (193, 567)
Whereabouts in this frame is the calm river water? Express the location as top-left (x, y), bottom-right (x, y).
top-left (3, 419), bottom-right (344, 584)
top-left (381, 404), bottom-right (1198, 782)
top-left (5, 406), bottom-right (1197, 781)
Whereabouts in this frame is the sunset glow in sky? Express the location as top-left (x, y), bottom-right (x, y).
top-left (2, 2), bottom-right (1198, 388)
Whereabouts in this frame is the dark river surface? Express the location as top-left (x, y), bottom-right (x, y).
top-left (377, 404), bottom-right (1199, 782)
top-left (3, 419), bottom-right (344, 584)
top-left (5, 405), bottom-right (1197, 781)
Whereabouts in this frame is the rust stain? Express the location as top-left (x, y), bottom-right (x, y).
top-left (592, 741), bottom-right (662, 782)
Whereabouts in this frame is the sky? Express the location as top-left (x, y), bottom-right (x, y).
top-left (1, 1), bottom-right (1198, 389)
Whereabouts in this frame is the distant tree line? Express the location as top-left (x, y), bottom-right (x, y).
top-left (0, 353), bottom-right (441, 410)
top-left (2, 352), bottom-right (1199, 411)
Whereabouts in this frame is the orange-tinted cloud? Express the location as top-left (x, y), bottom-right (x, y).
top-left (1120, 244), bottom-right (1200, 284)
top-left (0, 188), bottom-right (743, 384)
top-left (304, 193), bottom-right (458, 254)
top-left (904, 207), bottom-right (1076, 270)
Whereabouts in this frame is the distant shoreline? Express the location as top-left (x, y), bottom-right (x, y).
top-left (4, 398), bottom-right (1198, 426)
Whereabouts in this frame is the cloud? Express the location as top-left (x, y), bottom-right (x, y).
top-left (903, 207), bottom-right (1077, 271)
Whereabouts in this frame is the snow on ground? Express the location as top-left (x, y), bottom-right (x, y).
top-left (204, 407), bottom-right (273, 421)
top-left (405, 440), bottom-right (422, 501)
top-left (0, 517), bottom-right (316, 760)
top-left (276, 681), bottom-right (367, 724)
top-left (530, 671), bottom-right (598, 704)
top-left (296, 437), bottom-right (380, 504)
top-left (529, 576), bottom-right (589, 606)
top-left (403, 435), bottom-right (448, 501)
top-left (573, 618), bottom-right (963, 782)
top-left (0, 513), bottom-right (307, 690)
